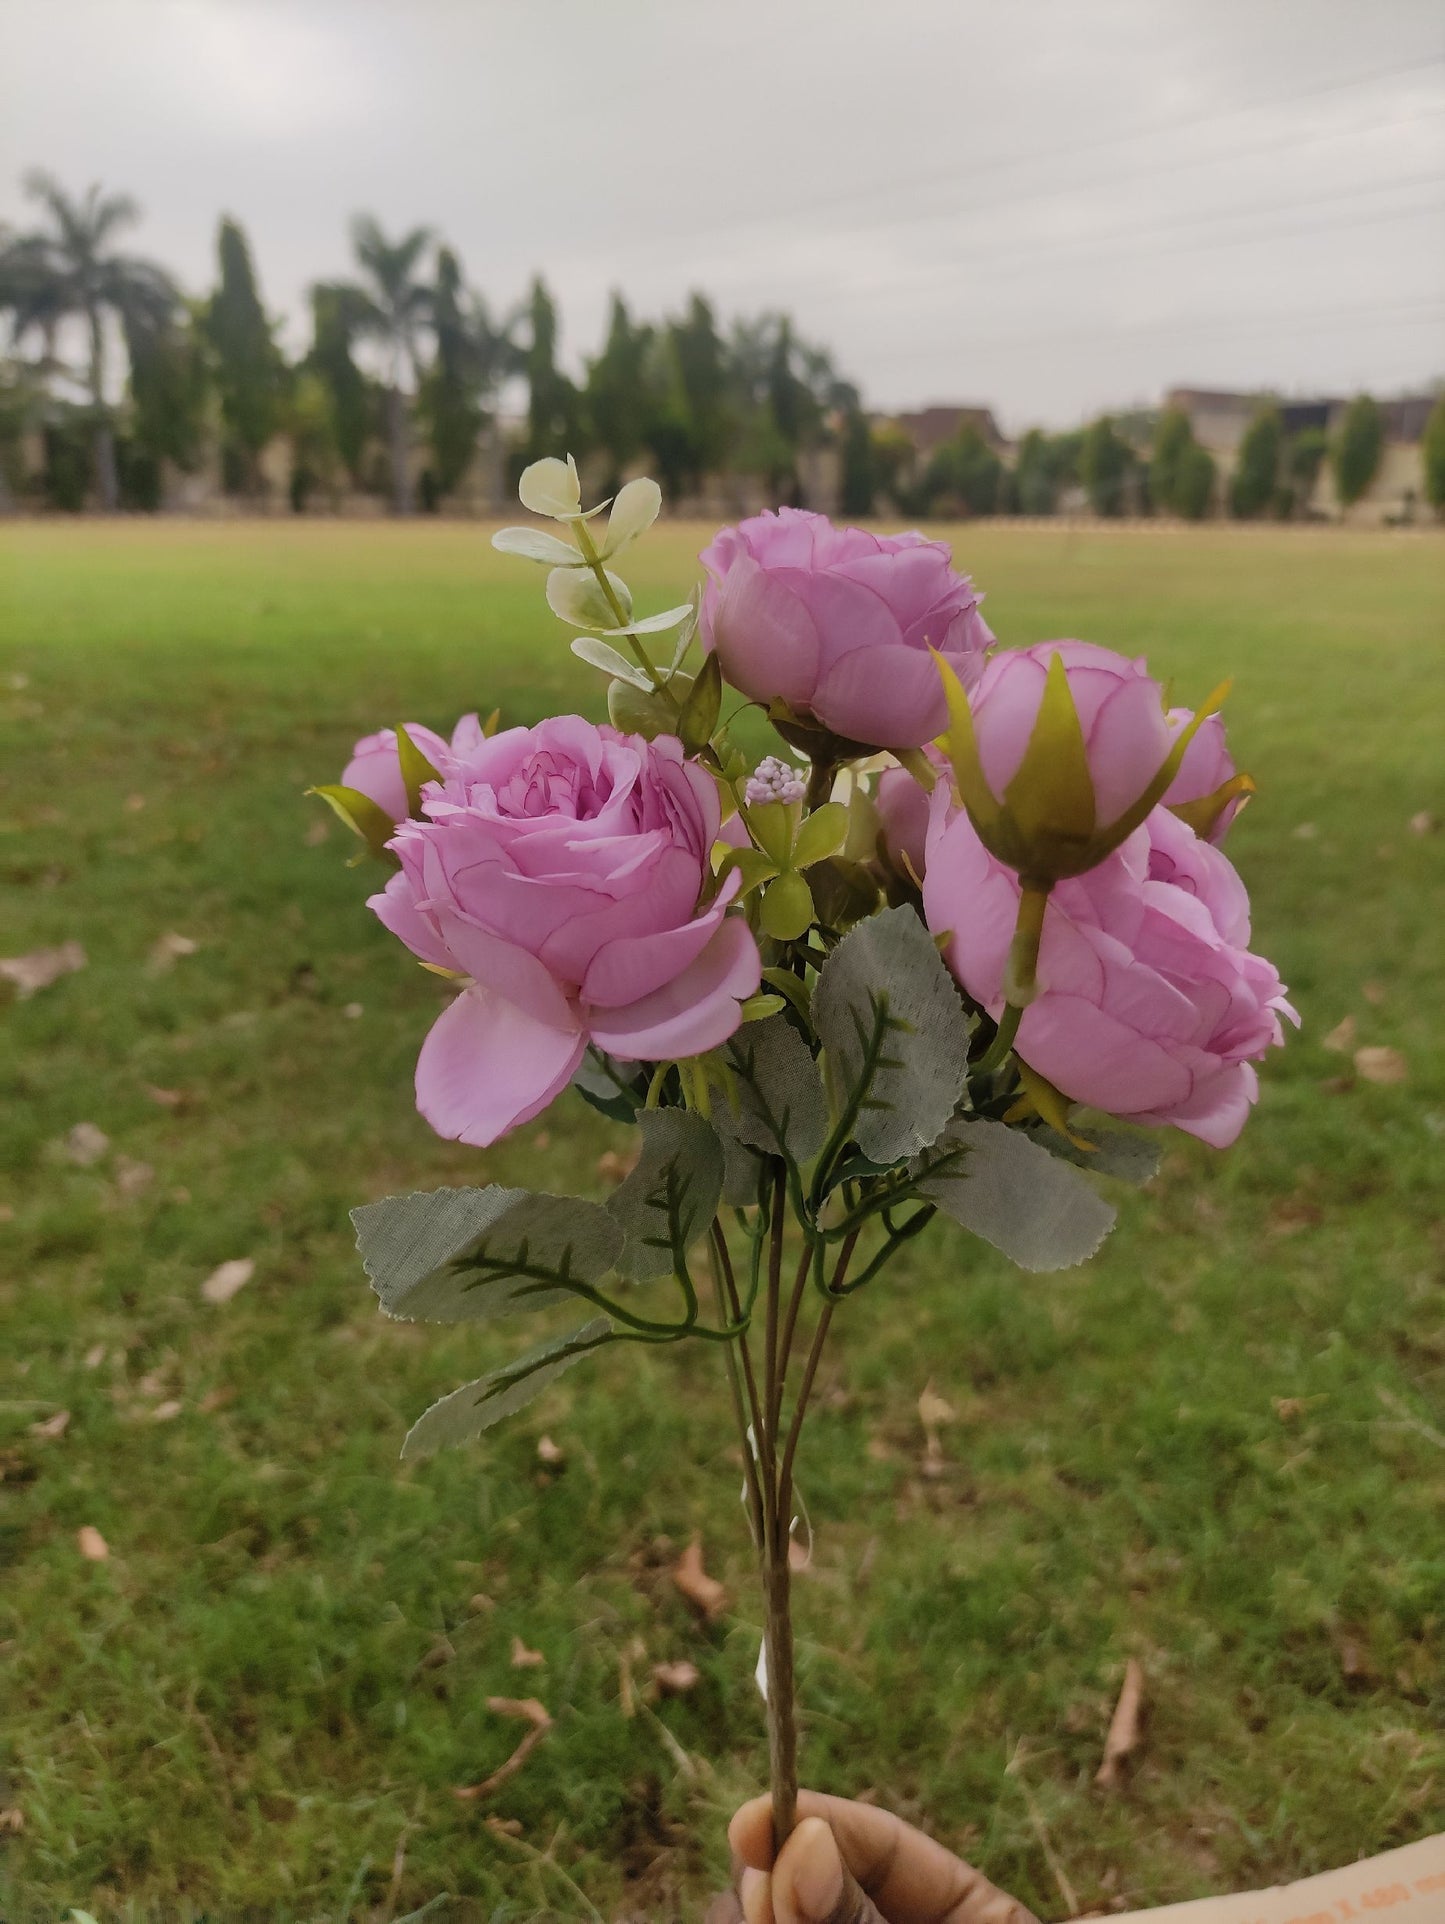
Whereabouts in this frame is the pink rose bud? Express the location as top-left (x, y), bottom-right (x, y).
top-left (699, 508), bottom-right (992, 752)
top-left (923, 794), bottom-right (1296, 1148)
top-left (342, 714), bottom-right (486, 823)
top-left (938, 639), bottom-right (1226, 890)
top-left (368, 716), bottom-right (761, 1147)
top-left (875, 764), bottom-right (934, 883)
top-left (1163, 707), bottom-right (1254, 844)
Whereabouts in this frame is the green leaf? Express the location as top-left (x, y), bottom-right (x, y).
top-left (1038, 1123), bottom-right (1161, 1186)
top-left (590, 603), bottom-right (695, 638)
top-left (518, 454), bottom-right (582, 519)
top-left (805, 855), bottom-right (880, 930)
top-left (598, 477), bottom-right (661, 556)
top-left (571, 636), bottom-right (655, 688)
top-left (677, 649), bottom-right (722, 755)
top-left (546, 565), bottom-right (632, 630)
top-left (401, 1318), bottom-right (613, 1459)
top-left (913, 1119), bottom-right (1116, 1271)
top-left (352, 1186), bottom-right (623, 1322)
top-left (307, 783), bottom-right (397, 860)
top-left (606, 678), bottom-right (679, 740)
top-left (717, 845), bottom-right (779, 897)
top-left (491, 524), bottom-right (582, 566)
top-left (813, 905), bottom-right (972, 1165)
top-left (721, 1015), bottom-right (827, 1164)
top-left (745, 799), bottom-right (795, 867)
top-left (606, 1109), bottom-right (724, 1280)
top-left (759, 870), bottom-right (815, 941)
top-left (739, 992), bottom-right (787, 1022)
top-left (792, 800), bottom-right (849, 870)
top-left (395, 725), bottom-right (441, 817)
top-left (760, 965), bottom-right (812, 1022)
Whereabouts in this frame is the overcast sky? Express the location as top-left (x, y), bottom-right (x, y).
top-left (2, 0), bottom-right (1442, 429)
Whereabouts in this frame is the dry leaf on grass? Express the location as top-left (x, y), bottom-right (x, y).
top-left (467, 1592), bottom-right (494, 1614)
top-left (83, 1344), bottom-right (106, 1370)
top-left (1362, 980), bottom-right (1387, 1006)
top-left (113, 1157), bottom-right (154, 1200)
top-left (0, 941), bottom-right (87, 998)
top-left (672, 1536), bottom-right (728, 1622)
top-left (29, 1409), bottom-right (70, 1440)
top-left (1095, 1657), bottom-right (1146, 1788)
top-left (63, 1123), bottom-right (111, 1167)
top-left (1290, 821), bottom-right (1317, 841)
top-left (484, 1815), bottom-right (523, 1837)
top-left (1409, 810), bottom-right (1438, 836)
top-left (77, 1526), bottom-right (110, 1562)
top-left (143, 1084), bottom-right (185, 1109)
top-left (1354, 1045), bottom-right (1407, 1085)
top-left (651, 1659), bottom-right (700, 1696)
top-left (596, 1145), bottom-right (641, 1185)
top-left (200, 1259), bottom-right (254, 1305)
top-left (198, 1386), bottom-right (236, 1414)
top-left (151, 1400), bottom-right (183, 1423)
top-left (0, 1808), bottom-right (23, 1835)
top-left (342, 1002), bottom-right (364, 1020)
top-left (304, 818), bottom-right (331, 847)
top-left (147, 932), bottom-right (199, 973)
top-left (918, 1381), bottom-right (955, 1477)
top-left (535, 1434), bottom-right (565, 1466)
top-left (1321, 1015), bottom-right (1356, 1053)
top-left (453, 1697), bottom-right (552, 1802)
top-left (509, 1635), bottom-right (545, 1669)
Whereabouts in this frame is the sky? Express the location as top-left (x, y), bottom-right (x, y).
top-left (2, 0), bottom-right (1443, 431)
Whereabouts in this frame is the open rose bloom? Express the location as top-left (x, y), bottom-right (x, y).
top-left (331, 466), bottom-right (1297, 1876)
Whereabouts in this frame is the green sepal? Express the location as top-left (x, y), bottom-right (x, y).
top-left (677, 650), bottom-right (722, 756)
top-left (759, 870), bottom-right (815, 940)
top-left (1002, 651), bottom-right (1097, 858)
top-left (307, 783), bottom-right (398, 863)
top-left (395, 725), bottom-right (442, 817)
top-left (1090, 681), bottom-right (1231, 856)
top-left (934, 650), bottom-right (1003, 840)
top-left (793, 801), bottom-right (849, 870)
top-left (1167, 771), bottom-right (1255, 841)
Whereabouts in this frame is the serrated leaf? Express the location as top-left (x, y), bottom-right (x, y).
top-left (721, 1015), bottom-right (827, 1164)
top-left (571, 636), bottom-right (654, 688)
top-left (518, 455), bottom-right (582, 519)
top-left (307, 783), bottom-right (397, 858)
top-left (401, 1318), bottom-right (612, 1459)
top-left (491, 525), bottom-right (583, 566)
top-left (793, 801), bottom-right (849, 870)
top-left (546, 565), bottom-right (632, 630)
top-left (395, 724), bottom-right (442, 816)
top-left (813, 906), bottom-right (972, 1164)
top-left (606, 1109), bottom-right (724, 1280)
top-left (914, 1119), bottom-right (1116, 1271)
top-left (352, 1186), bottom-right (623, 1322)
top-left (599, 476), bottom-right (661, 556)
top-left (1040, 1124), bottom-right (1161, 1186)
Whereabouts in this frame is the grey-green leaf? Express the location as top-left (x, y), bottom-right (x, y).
top-left (353, 1186), bottom-right (623, 1322)
top-left (721, 1015), bottom-right (827, 1166)
top-left (1040, 1124), bottom-right (1161, 1186)
top-left (813, 906), bottom-right (972, 1165)
top-left (401, 1318), bottom-right (613, 1459)
top-left (914, 1119), bottom-right (1116, 1271)
top-left (606, 1109), bottom-right (725, 1280)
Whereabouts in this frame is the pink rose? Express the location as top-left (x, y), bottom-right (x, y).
top-left (923, 796), bottom-right (1295, 1147)
top-left (342, 713), bottom-right (486, 822)
top-left (699, 507), bottom-right (992, 751)
top-left (369, 716), bottom-right (761, 1147)
top-left (876, 764), bottom-right (934, 882)
top-left (1163, 708), bottom-right (1249, 843)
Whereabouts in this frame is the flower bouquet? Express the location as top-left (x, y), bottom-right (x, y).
top-left (312, 457), bottom-right (1292, 1865)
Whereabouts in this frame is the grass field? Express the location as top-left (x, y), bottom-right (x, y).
top-left (1, 518), bottom-right (1442, 1922)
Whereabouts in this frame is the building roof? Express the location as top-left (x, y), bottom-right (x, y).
top-left (887, 404), bottom-right (1004, 453)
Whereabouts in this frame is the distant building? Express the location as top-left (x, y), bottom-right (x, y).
top-left (887, 404), bottom-right (1007, 458)
top-left (1165, 386), bottom-right (1435, 524)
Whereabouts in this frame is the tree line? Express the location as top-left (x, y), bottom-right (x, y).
top-left (2, 172), bottom-right (1442, 518)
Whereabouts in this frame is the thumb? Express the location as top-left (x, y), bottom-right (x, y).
top-left (773, 1816), bottom-right (887, 1924)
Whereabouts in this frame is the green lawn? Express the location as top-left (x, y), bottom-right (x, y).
top-left (1, 519), bottom-right (1442, 1922)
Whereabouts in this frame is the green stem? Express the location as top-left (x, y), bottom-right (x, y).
top-left (804, 758), bottom-right (836, 812)
top-left (571, 516), bottom-right (679, 707)
top-left (973, 1000), bottom-right (1023, 1079)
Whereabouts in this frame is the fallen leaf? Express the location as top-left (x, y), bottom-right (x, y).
top-left (198, 1386), bottom-right (236, 1414)
top-left (510, 1635), bottom-right (545, 1669)
top-left (304, 818), bottom-right (331, 847)
top-left (1361, 981), bottom-right (1387, 1006)
top-left (0, 1808), bottom-right (23, 1834)
top-left (83, 1344), bottom-right (106, 1370)
top-left (672, 1536), bottom-right (728, 1622)
top-left (1354, 1045), bottom-right (1407, 1085)
top-left (1272, 1397), bottom-right (1305, 1422)
top-left (1409, 810), bottom-right (1437, 836)
top-left (0, 940), bottom-right (87, 998)
top-left (124, 793), bottom-right (147, 813)
top-left (651, 1659), bottom-right (700, 1696)
top-left (0, 1205), bottom-right (12, 1224)
top-left (1321, 1015), bottom-right (1356, 1054)
top-left (1290, 821), bottom-right (1317, 841)
top-left (419, 1640), bottom-right (455, 1671)
top-left (29, 1409), bottom-right (70, 1440)
top-left (143, 1084), bottom-right (185, 1109)
top-left (484, 1815), bottom-right (523, 1837)
top-left (77, 1525), bottom-right (110, 1562)
top-left (596, 1145), bottom-right (641, 1185)
top-left (342, 1001), bottom-right (364, 1020)
top-left (453, 1697), bottom-right (553, 1802)
top-left (63, 1122), bottom-right (111, 1167)
top-left (200, 1258), bottom-right (255, 1305)
top-left (147, 932), bottom-right (199, 973)
top-left (535, 1434), bottom-right (564, 1466)
top-left (1095, 1657), bottom-right (1146, 1789)
top-left (113, 1156), bottom-right (154, 1199)
top-left (467, 1592), bottom-right (495, 1614)
top-left (918, 1382), bottom-right (955, 1477)
top-left (151, 1400), bottom-right (183, 1423)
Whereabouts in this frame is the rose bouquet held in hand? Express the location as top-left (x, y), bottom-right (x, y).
top-left (312, 459), bottom-right (1294, 1865)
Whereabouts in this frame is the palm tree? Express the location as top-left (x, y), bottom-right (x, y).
top-left (334, 216), bottom-right (434, 514)
top-left (0, 173), bottom-right (178, 510)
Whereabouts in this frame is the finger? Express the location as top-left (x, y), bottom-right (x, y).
top-left (704, 1894), bottom-right (746, 1924)
top-left (741, 1866), bottom-right (775, 1924)
top-left (773, 1816), bottom-right (888, 1924)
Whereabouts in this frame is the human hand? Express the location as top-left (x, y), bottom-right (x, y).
top-left (706, 1788), bottom-right (1039, 1924)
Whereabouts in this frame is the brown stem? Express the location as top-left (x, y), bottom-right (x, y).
top-left (804, 758), bottom-right (837, 812)
top-left (763, 1169), bottom-right (786, 1459)
top-left (773, 1240), bottom-right (817, 1429)
top-left (710, 1226), bottom-right (765, 1548)
top-left (763, 1525), bottom-right (799, 1850)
